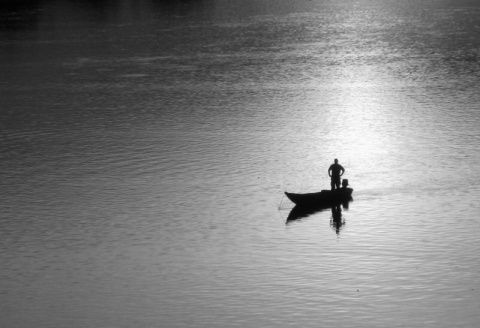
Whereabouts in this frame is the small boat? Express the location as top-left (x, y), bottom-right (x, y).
top-left (284, 187), bottom-right (353, 207)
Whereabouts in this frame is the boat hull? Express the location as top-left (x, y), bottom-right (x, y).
top-left (284, 188), bottom-right (353, 207)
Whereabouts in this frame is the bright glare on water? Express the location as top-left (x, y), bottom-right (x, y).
top-left (1, 0), bottom-right (480, 327)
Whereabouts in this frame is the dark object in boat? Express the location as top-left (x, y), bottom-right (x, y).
top-left (284, 187), bottom-right (353, 207)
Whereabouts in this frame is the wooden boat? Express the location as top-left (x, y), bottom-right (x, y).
top-left (284, 187), bottom-right (353, 207)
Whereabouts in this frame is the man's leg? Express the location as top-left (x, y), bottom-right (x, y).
top-left (335, 179), bottom-right (340, 190)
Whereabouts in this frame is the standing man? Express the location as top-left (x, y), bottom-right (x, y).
top-left (328, 159), bottom-right (345, 191)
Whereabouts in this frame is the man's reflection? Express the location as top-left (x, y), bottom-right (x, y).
top-left (330, 203), bottom-right (345, 235)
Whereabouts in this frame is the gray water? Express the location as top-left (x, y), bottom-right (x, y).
top-left (1, 0), bottom-right (480, 327)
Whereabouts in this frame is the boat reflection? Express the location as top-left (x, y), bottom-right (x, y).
top-left (286, 197), bottom-right (352, 235)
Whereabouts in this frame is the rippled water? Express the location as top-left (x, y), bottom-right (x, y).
top-left (2, 0), bottom-right (480, 327)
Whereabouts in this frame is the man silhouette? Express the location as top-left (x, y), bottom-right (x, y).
top-left (328, 159), bottom-right (345, 190)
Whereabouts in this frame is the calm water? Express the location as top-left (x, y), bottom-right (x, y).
top-left (1, 0), bottom-right (480, 327)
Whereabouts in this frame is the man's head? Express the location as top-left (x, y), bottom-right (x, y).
top-left (334, 158), bottom-right (338, 164)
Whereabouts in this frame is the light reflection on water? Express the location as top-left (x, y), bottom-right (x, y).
top-left (1, 0), bottom-right (480, 327)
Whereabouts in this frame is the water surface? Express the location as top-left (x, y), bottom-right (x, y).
top-left (1, 0), bottom-right (480, 327)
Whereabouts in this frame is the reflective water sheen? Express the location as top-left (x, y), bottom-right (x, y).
top-left (1, 0), bottom-right (480, 327)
